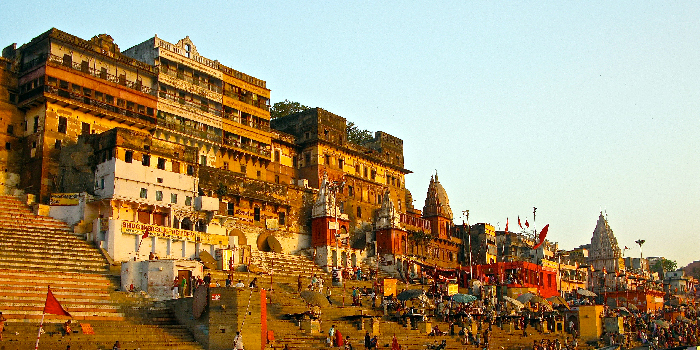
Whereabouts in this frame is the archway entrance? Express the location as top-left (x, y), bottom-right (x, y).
top-left (256, 232), bottom-right (282, 253)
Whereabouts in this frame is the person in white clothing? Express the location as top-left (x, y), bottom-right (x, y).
top-left (233, 331), bottom-right (244, 349)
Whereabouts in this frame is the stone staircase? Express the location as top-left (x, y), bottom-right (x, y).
top-left (0, 194), bottom-right (204, 349)
top-left (2, 320), bottom-right (203, 350)
top-left (0, 195), bottom-right (120, 322)
top-left (250, 250), bottom-right (328, 278)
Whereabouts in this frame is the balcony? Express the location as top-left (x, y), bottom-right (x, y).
top-left (47, 54), bottom-right (156, 96)
top-left (42, 85), bottom-right (156, 126)
top-left (222, 137), bottom-right (271, 158)
top-left (221, 111), bottom-right (271, 132)
top-left (158, 90), bottom-right (222, 117)
top-left (157, 118), bottom-right (223, 143)
top-left (158, 66), bottom-right (222, 94)
top-left (222, 90), bottom-right (270, 112)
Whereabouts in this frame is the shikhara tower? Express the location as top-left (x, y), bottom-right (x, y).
top-left (589, 212), bottom-right (623, 273)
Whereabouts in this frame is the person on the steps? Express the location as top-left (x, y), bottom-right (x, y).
top-left (233, 331), bottom-right (244, 349)
top-left (0, 311), bottom-right (6, 340)
top-left (63, 320), bottom-right (72, 336)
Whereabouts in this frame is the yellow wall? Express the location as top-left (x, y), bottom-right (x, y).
top-left (578, 305), bottom-right (604, 341)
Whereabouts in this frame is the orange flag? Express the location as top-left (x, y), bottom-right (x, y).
top-left (44, 287), bottom-right (71, 317)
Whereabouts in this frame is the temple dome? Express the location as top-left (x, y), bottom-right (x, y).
top-left (422, 173), bottom-right (453, 220)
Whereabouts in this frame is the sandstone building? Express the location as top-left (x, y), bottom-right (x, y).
top-left (1, 28), bottom-right (471, 276)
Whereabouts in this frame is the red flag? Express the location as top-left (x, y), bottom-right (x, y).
top-left (142, 227), bottom-right (150, 239)
top-left (532, 224), bottom-right (549, 250)
top-left (44, 287), bottom-right (71, 317)
top-left (505, 218), bottom-right (509, 233)
top-left (518, 216), bottom-right (523, 229)
top-left (525, 220), bottom-right (530, 228)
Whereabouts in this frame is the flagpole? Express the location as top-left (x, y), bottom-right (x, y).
top-left (34, 312), bottom-right (45, 350)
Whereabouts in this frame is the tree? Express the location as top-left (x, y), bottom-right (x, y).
top-left (346, 122), bottom-right (374, 145)
top-left (270, 99), bottom-right (310, 119)
top-left (652, 258), bottom-right (677, 275)
top-left (691, 267), bottom-right (700, 280)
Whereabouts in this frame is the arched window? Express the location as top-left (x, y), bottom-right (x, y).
top-left (181, 217), bottom-right (193, 231)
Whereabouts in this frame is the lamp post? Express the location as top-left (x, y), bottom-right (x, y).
top-left (557, 251), bottom-right (569, 297)
top-left (635, 239), bottom-right (645, 259)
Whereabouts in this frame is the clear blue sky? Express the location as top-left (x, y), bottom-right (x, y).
top-left (2, 1), bottom-right (698, 267)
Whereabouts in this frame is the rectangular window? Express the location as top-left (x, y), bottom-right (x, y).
top-left (254, 206), bottom-right (261, 222)
top-left (81, 122), bottom-right (90, 136)
top-left (58, 117), bottom-right (67, 134)
top-left (185, 196), bottom-right (192, 206)
top-left (187, 165), bottom-right (195, 176)
top-left (6, 124), bottom-right (13, 135)
top-left (157, 157), bottom-right (166, 170)
top-left (223, 162), bottom-right (228, 170)
top-left (256, 170), bottom-right (261, 179)
top-left (200, 155), bottom-right (207, 165)
top-left (338, 158), bottom-right (344, 169)
top-left (155, 191), bottom-right (163, 201)
top-left (304, 152), bottom-right (311, 165)
top-left (100, 177), bottom-right (105, 189)
top-left (324, 154), bottom-right (330, 165)
top-left (347, 186), bottom-right (354, 197)
top-left (140, 188), bottom-right (148, 199)
top-left (274, 150), bottom-right (280, 162)
top-left (171, 193), bottom-right (178, 204)
top-left (278, 211), bottom-right (286, 226)
top-left (142, 154), bottom-right (150, 166)
top-left (33, 116), bottom-right (39, 133)
top-left (4, 142), bottom-right (10, 150)
top-left (274, 175), bottom-right (280, 184)
top-left (172, 161), bottom-right (180, 173)
top-left (357, 206), bottom-right (362, 219)
top-left (54, 140), bottom-right (61, 150)
top-left (227, 202), bottom-right (235, 216)
top-left (240, 164), bottom-right (246, 174)
top-left (125, 150), bottom-right (133, 163)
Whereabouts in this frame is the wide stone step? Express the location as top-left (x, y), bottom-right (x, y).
top-left (0, 247), bottom-right (106, 262)
top-left (0, 268), bottom-right (112, 281)
top-left (0, 227), bottom-right (80, 240)
top-left (0, 259), bottom-right (109, 273)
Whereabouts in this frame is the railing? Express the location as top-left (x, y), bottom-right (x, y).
top-left (44, 85), bottom-right (156, 125)
top-left (221, 112), bottom-right (271, 132)
top-left (158, 66), bottom-right (222, 94)
top-left (222, 89), bottom-right (270, 112)
top-left (20, 53), bottom-right (48, 72)
top-left (48, 54), bottom-right (156, 96)
top-left (158, 91), bottom-right (222, 117)
top-left (400, 213), bottom-right (431, 231)
top-left (158, 120), bottom-right (223, 143)
top-left (222, 137), bottom-right (271, 157)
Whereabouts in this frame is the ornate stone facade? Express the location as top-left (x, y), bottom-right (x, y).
top-left (589, 212), bottom-right (623, 273)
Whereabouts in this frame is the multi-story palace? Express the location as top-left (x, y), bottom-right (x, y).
top-left (0, 28), bottom-right (470, 275)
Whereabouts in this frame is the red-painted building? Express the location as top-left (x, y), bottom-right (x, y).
top-left (460, 261), bottom-right (559, 298)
